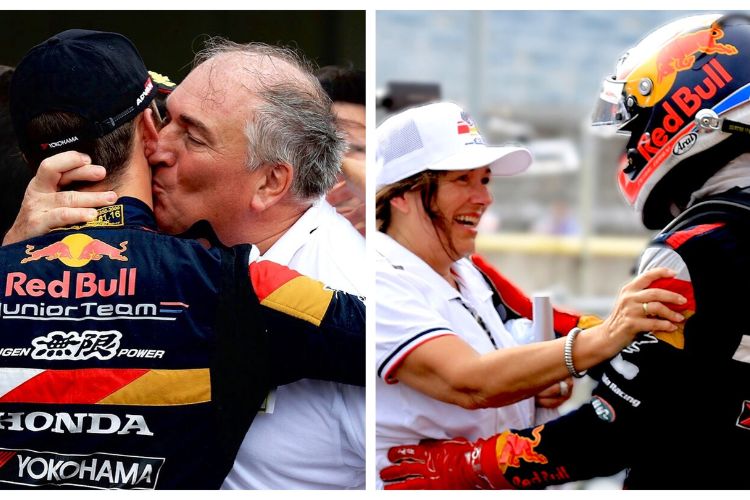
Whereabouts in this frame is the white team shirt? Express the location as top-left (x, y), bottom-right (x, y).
top-left (375, 231), bottom-right (535, 488)
top-left (222, 199), bottom-right (366, 489)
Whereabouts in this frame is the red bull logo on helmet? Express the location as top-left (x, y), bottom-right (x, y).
top-left (622, 20), bottom-right (740, 113)
top-left (620, 58), bottom-right (735, 204)
top-left (656, 26), bottom-right (737, 84)
top-left (21, 234), bottom-right (128, 268)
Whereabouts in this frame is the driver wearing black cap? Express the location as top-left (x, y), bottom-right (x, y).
top-left (0, 29), bottom-right (364, 490)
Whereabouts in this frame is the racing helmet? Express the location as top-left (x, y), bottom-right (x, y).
top-left (592, 13), bottom-right (750, 229)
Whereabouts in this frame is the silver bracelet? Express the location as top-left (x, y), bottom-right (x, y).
top-left (564, 327), bottom-right (588, 378)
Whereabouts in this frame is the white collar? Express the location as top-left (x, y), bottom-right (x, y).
top-left (262, 199), bottom-right (326, 263)
top-left (375, 231), bottom-right (491, 304)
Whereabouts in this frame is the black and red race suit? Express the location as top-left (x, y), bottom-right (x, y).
top-left (495, 187), bottom-right (750, 489)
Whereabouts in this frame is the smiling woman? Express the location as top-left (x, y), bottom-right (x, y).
top-left (374, 101), bottom-right (688, 489)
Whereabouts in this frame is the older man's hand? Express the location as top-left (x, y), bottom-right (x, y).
top-left (2, 151), bottom-right (117, 245)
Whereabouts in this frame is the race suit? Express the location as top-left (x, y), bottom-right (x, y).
top-left (482, 187), bottom-right (750, 489)
top-left (0, 196), bottom-right (365, 490)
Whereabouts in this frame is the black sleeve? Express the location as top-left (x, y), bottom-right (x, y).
top-left (497, 332), bottom-right (685, 489)
top-left (249, 259), bottom-right (365, 388)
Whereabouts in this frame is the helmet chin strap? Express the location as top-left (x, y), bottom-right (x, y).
top-left (696, 108), bottom-right (750, 136)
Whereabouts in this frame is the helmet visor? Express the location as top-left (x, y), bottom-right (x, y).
top-left (591, 79), bottom-right (631, 131)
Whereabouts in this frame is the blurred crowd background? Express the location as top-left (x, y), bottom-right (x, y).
top-left (377, 10), bottom-right (707, 319)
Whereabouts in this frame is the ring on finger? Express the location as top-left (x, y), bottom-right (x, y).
top-left (642, 302), bottom-right (650, 316)
top-left (559, 380), bottom-right (569, 397)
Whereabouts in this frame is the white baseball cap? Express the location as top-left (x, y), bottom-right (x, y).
top-left (376, 102), bottom-right (532, 190)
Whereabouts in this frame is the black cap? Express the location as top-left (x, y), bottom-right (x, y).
top-left (9, 29), bottom-right (157, 154)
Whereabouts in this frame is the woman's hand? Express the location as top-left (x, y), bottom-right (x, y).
top-left (535, 377), bottom-right (574, 409)
top-left (598, 267), bottom-right (687, 355)
top-left (3, 151), bottom-right (116, 245)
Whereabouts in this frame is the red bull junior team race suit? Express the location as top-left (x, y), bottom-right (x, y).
top-left (0, 197), bottom-right (364, 490)
top-left (482, 187), bottom-right (750, 489)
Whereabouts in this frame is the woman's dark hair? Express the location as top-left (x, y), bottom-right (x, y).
top-left (376, 169), bottom-right (460, 259)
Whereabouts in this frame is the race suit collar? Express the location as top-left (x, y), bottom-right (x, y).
top-left (111, 196), bottom-right (157, 230)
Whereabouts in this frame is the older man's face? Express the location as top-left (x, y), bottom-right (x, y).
top-left (148, 56), bottom-right (256, 239)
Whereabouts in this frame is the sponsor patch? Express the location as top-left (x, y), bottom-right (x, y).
top-left (0, 411), bottom-right (152, 436)
top-left (510, 466), bottom-right (571, 488)
top-left (136, 77), bottom-right (154, 106)
top-left (673, 132), bottom-right (698, 156)
top-left (0, 347), bottom-right (31, 357)
top-left (496, 426), bottom-right (548, 472)
top-left (52, 205), bottom-right (125, 232)
top-left (601, 372), bottom-right (642, 408)
top-left (0, 299), bottom-right (187, 322)
top-left (40, 136), bottom-right (79, 151)
top-left (655, 26), bottom-right (737, 85)
top-left (5, 268), bottom-right (136, 299)
top-left (591, 396), bottom-right (616, 423)
top-left (20, 233), bottom-right (128, 267)
top-left (31, 330), bottom-right (121, 361)
top-left (0, 448), bottom-right (163, 489)
top-left (457, 111), bottom-right (484, 145)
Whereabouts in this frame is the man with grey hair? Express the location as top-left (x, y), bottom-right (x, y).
top-left (8, 39), bottom-right (366, 489)
top-left (149, 40), bottom-right (366, 490)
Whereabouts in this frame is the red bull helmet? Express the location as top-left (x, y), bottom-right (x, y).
top-left (592, 13), bottom-right (750, 229)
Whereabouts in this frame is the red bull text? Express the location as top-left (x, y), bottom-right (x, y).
top-left (5, 269), bottom-right (137, 299)
top-left (637, 58), bottom-right (733, 164)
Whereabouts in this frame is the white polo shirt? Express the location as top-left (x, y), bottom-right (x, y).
top-left (222, 199), bottom-right (366, 490)
top-left (375, 231), bottom-right (535, 488)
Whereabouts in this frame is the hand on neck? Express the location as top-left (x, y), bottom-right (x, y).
top-left (77, 155), bottom-right (153, 209)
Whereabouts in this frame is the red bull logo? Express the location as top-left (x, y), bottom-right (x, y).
top-left (656, 26), bottom-right (737, 84)
top-left (623, 22), bottom-right (740, 112)
top-left (511, 466), bottom-right (571, 488)
top-left (495, 425), bottom-right (548, 472)
top-left (620, 58), bottom-right (735, 203)
top-left (21, 234), bottom-right (128, 268)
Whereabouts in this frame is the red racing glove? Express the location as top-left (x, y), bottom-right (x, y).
top-left (470, 253), bottom-right (602, 334)
top-left (380, 436), bottom-right (512, 490)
